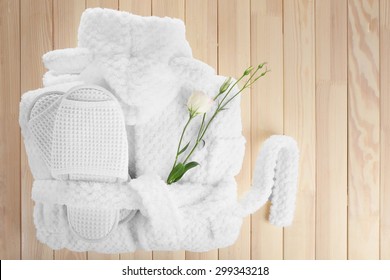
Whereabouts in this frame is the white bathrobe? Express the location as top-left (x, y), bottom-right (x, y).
top-left (19, 8), bottom-right (299, 253)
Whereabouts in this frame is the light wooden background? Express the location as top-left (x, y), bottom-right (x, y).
top-left (0, 0), bottom-right (389, 260)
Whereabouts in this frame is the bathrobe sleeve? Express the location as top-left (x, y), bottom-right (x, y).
top-left (41, 48), bottom-right (92, 87)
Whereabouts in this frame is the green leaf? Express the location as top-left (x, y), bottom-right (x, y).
top-left (166, 162), bottom-right (200, 185)
top-left (172, 162), bottom-right (200, 184)
top-left (184, 161), bottom-right (200, 173)
top-left (167, 163), bottom-right (185, 184)
top-left (174, 162), bottom-right (199, 183)
top-left (178, 142), bottom-right (190, 155)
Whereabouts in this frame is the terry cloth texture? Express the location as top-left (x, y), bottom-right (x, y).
top-left (20, 8), bottom-right (300, 253)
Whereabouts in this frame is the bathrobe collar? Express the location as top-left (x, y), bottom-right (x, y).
top-left (77, 8), bottom-right (196, 124)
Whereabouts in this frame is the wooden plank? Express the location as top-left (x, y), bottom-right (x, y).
top-left (20, 0), bottom-right (54, 260)
top-left (87, 249), bottom-right (120, 260)
top-left (119, 0), bottom-right (152, 261)
top-left (152, 0), bottom-right (184, 20)
top-left (86, 0), bottom-right (120, 261)
top-left (120, 0), bottom-right (151, 16)
top-left (151, 0), bottom-right (185, 260)
top-left (0, 0), bottom-right (21, 260)
top-left (53, 0), bottom-right (85, 48)
top-left (185, 0), bottom-right (217, 71)
top-left (218, 0), bottom-right (251, 260)
top-left (52, 0), bottom-right (87, 260)
top-left (315, 0), bottom-right (348, 260)
top-left (347, 0), bottom-right (380, 260)
top-left (86, 0), bottom-right (118, 8)
top-left (120, 249), bottom-right (152, 260)
top-left (283, 0), bottom-right (316, 260)
top-left (250, 0), bottom-right (284, 260)
top-left (381, 0), bottom-right (390, 260)
top-left (184, 0), bottom-right (218, 261)
top-left (13, 0), bottom-right (388, 262)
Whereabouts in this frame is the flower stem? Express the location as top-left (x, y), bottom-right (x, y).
top-left (183, 109), bottom-right (219, 164)
top-left (217, 75), bottom-right (244, 105)
top-left (182, 66), bottom-right (268, 165)
top-left (172, 113), bottom-right (193, 168)
top-left (221, 68), bottom-right (269, 110)
top-left (175, 63), bottom-right (269, 177)
top-left (197, 114), bottom-right (206, 141)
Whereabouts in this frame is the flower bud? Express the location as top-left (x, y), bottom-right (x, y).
top-left (219, 77), bottom-right (232, 93)
top-left (187, 91), bottom-right (214, 116)
top-left (257, 62), bottom-right (267, 69)
top-left (243, 66), bottom-right (254, 75)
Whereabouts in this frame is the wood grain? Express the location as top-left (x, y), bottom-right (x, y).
top-left (185, 0), bottom-right (217, 70)
top-left (347, 0), bottom-right (380, 260)
top-left (315, 0), bottom-right (348, 260)
top-left (250, 0), bottom-right (284, 260)
top-left (218, 0), bottom-right (251, 260)
top-left (283, 0), bottom-right (316, 260)
top-left (119, 0), bottom-right (151, 16)
top-left (152, 0), bottom-right (184, 20)
top-left (21, 0), bottom-right (54, 260)
top-left (120, 250), bottom-right (152, 260)
top-left (185, 0), bottom-right (218, 261)
top-left (0, 0), bottom-right (388, 260)
top-left (85, 0), bottom-right (120, 261)
top-left (0, 0), bottom-right (21, 260)
top-left (380, 0), bottom-right (390, 260)
top-left (52, 0), bottom-right (87, 260)
top-left (86, 0), bottom-right (119, 8)
top-left (118, 0), bottom-right (153, 262)
top-left (53, 0), bottom-right (85, 48)
top-left (151, 0), bottom-right (185, 261)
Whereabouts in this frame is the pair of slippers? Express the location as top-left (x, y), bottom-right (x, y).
top-left (28, 85), bottom-right (132, 242)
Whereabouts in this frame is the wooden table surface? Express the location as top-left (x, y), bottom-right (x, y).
top-left (0, 0), bottom-right (389, 260)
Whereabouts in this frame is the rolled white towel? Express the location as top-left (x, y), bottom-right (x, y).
top-left (239, 135), bottom-right (300, 227)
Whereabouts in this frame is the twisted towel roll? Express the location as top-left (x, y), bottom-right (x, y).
top-left (240, 135), bottom-right (299, 226)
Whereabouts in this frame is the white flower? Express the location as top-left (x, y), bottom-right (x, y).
top-left (187, 91), bottom-right (214, 116)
